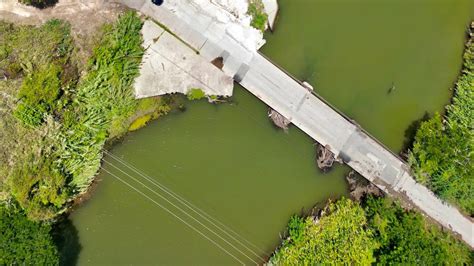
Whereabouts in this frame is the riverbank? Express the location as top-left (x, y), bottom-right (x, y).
top-left (269, 196), bottom-right (472, 265)
top-left (0, 11), bottom-right (163, 221)
top-left (408, 22), bottom-right (474, 216)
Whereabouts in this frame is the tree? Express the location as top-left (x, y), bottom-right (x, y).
top-left (0, 204), bottom-right (59, 265)
top-left (364, 196), bottom-right (472, 265)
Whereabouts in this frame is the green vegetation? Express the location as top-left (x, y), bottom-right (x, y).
top-left (1, 204), bottom-right (59, 265)
top-left (408, 27), bottom-right (474, 215)
top-left (270, 198), bottom-right (376, 265)
top-left (248, 0), bottom-right (268, 32)
top-left (187, 88), bottom-right (206, 100)
top-left (0, 19), bottom-right (77, 220)
top-left (128, 114), bottom-right (152, 131)
top-left (57, 11), bottom-right (146, 192)
top-left (364, 197), bottom-right (472, 265)
top-left (0, 12), bottom-right (172, 221)
top-left (270, 197), bottom-right (472, 265)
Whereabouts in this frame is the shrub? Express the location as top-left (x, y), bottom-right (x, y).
top-left (247, 0), bottom-right (268, 32)
top-left (187, 88), bottom-right (206, 100)
top-left (0, 204), bottom-right (59, 265)
top-left (364, 196), bottom-right (472, 265)
top-left (15, 64), bottom-right (62, 126)
top-left (271, 198), bottom-right (376, 265)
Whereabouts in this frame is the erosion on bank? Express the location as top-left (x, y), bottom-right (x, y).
top-left (0, 11), bottom-right (171, 221)
top-left (408, 23), bottom-right (474, 216)
top-left (269, 197), bottom-right (472, 265)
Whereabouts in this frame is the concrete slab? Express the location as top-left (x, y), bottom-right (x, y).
top-left (262, 0), bottom-right (278, 30)
top-left (134, 21), bottom-right (233, 99)
top-left (141, 20), bottom-right (165, 47)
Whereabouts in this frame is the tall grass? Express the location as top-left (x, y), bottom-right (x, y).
top-left (57, 11), bottom-right (144, 191)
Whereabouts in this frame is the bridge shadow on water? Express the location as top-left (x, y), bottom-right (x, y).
top-left (53, 216), bottom-right (82, 266)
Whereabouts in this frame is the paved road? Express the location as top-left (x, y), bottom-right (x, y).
top-left (119, 0), bottom-right (473, 247)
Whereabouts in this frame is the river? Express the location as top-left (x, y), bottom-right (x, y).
top-left (69, 0), bottom-right (474, 264)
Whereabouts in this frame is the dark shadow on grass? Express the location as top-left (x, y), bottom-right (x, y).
top-left (52, 216), bottom-right (82, 266)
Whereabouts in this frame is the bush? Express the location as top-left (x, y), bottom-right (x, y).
top-left (247, 0), bottom-right (268, 32)
top-left (187, 88), bottom-right (206, 100)
top-left (364, 196), bottom-right (472, 265)
top-left (15, 64), bottom-right (62, 126)
top-left (271, 198), bottom-right (376, 265)
top-left (0, 204), bottom-right (59, 265)
top-left (10, 159), bottom-right (68, 220)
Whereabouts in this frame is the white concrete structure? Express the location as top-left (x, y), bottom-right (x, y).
top-left (262, 0), bottom-right (278, 30)
top-left (135, 20), bottom-right (233, 98)
top-left (120, 0), bottom-right (474, 247)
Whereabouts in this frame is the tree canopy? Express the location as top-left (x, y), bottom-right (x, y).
top-left (0, 204), bottom-right (59, 265)
top-left (270, 197), bottom-right (472, 265)
top-left (270, 198), bottom-right (376, 265)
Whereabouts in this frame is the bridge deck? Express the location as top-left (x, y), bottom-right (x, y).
top-left (121, 0), bottom-right (473, 247)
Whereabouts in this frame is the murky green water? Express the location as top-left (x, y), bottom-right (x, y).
top-left (261, 0), bottom-right (474, 151)
top-left (70, 88), bottom-right (348, 265)
top-left (70, 1), bottom-right (473, 265)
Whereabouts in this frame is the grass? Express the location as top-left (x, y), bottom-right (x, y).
top-left (0, 12), bottom-right (172, 220)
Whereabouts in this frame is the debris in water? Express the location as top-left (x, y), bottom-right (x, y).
top-left (387, 82), bottom-right (396, 94)
top-left (268, 108), bottom-right (291, 131)
top-left (316, 144), bottom-right (335, 172)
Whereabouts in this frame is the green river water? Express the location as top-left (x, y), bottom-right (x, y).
top-left (69, 0), bottom-right (474, 265)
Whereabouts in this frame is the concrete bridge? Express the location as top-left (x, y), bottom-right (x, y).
top-left (120, 0), bottom-right (473, 247)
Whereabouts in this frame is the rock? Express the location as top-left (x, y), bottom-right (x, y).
top-left (316, 144), bottom-right (335, 171)
top-left (268, 108), bottom-right (291, 131)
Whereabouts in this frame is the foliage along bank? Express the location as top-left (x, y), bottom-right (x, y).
top-left (408, 23), bottom-right (473, 215)
top-left (0, 204), bottom-right (59, 265)
top-left (269, 197), bottom-right (472, 265)
top-left (0, 11), bottom-right (171, 221)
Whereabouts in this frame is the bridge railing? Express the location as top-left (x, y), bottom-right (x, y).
top-left (256, 51), bottom-right (410, 167)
